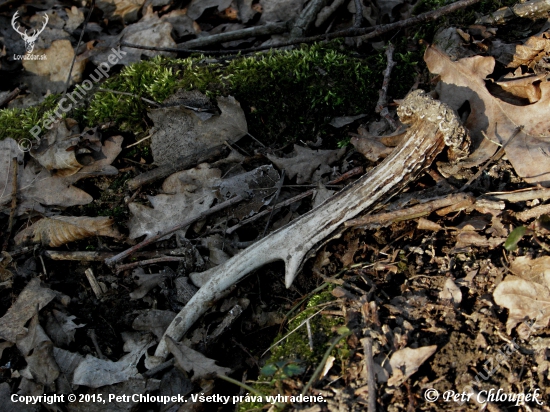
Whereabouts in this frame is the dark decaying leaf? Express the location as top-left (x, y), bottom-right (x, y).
top-left (266, 145), bottom-right (345, 184)
top-left (0, 278), bottom-right (56, 343)
top-left (166, 336), bottom-right (231, 380)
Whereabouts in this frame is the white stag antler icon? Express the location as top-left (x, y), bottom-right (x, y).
top-left (11, 11), bottom-right (49, 53)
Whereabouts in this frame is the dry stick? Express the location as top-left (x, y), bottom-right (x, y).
top-left (142, 358), bottom-right (174, 378)
top-left (262, 169), bottom-right (285, 237)
top-left (291, 0), bottom-right (329, 38)
top-left (481, 188), bottom-right (550, 203)
top-left (126, 145), bottom-right (227, 190)
top-left (180, 22), bottom-right (288, 49)
top-left (376, 43), bottom-right (399, 130)
top-left (0, 86), bottom-right (25, 109)
top-left (363, 337), bottom-right (377, 412)
top-left (460, 126), bottom-right (523, 192)
top-left (353, 0), bottom-right (363, 28)
top-left (63, 0), bottom-right (95, 96)
top-left (515, 204), bottom-right (550, 222)
top-left (345, 192), bottom-right (475, 227)
top-left (121, 0), bottom-right (481, 55)
top-left (88, 329), bottom-right (106, 359)
top-left (115, 256), bottom-right (188, 274)
top-left (226, 166), bottom-right (364, 235)
top-left (301, 328), bottom-right (352, 395)
top-left (44, 249), bottom-right (182, 261)
top-left (3, 158), bottom-right (18, 252)
top-left (105, 195), bottom-right (244, 266)
top-left (315, 0), bottom-right (347, 27)
top-left (85, 268), bottom-right (104, 298)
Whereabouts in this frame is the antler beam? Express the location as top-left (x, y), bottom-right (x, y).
top-left (149, 90), bottom-right (467, 364)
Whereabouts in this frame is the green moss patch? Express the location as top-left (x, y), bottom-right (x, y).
top-left (238, 288), bottom-right (346, 411)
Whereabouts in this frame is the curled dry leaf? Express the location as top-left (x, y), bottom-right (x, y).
top-left (30, 119), bottom-right (85, 177)
top-left (491, 31), bottom-right (550, 69)
top-left (387, 345), bottom-right (437, 386)
top-left (16, 313), bottom-right (60, 385)
top-left (493, 274), bottom-right (550, 334)
top-left (439, 278), bottom-right (462, 307)
top-left (0, 278), bottom-right (56, 342)
top-left (132, 309), bottom-right (176, 339)
top-left (129, 267), bottom-right (167, 300)
top-left (425, 45), bottom-right (550, 184)
top-left (166, 336), bottom-right (231, 380)
top-left (510, 255), bottom-right (550, 285)
top-left (266, 145), bottom-right (345, 184)
top-left (128, 164), bottom-right (222, 240)
top-left (72, 333), bottom-right (155, 388)
top-left (14, 216), bottom-right (122, 247)
top-left (217, 165), bottom-right (280, 220)
top-left (0, 136), bottom-right (122, 214)
top-left (45, 309), bottom-right (85, 347)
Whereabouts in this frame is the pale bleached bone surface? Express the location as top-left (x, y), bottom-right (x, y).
top-left (151, 90), bottom-right (465, 363)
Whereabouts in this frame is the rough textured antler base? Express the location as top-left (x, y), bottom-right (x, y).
top-left (150, 90), bottom-right (466, 364)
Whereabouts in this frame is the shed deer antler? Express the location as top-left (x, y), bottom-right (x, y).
top-left (144, 90), bottom-right (468, 365)
top-left (11, 11), bottom-right (48, 53)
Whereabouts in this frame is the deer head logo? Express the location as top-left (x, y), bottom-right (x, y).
top-left (11, 11), bottom-right (49, 53)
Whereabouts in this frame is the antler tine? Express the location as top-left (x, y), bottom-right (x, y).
top-left (29, 13), bottom-right (48, 40)
top-left (11, 11), bottom-right (27, 36)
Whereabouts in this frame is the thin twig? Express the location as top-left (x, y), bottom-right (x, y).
top-left (0, 86), bottom-right (26, 109)
top-left (345, 192), bottom-right (474, 228)
top-left (315, 0), bottom-right (347, 28)
top-left (88, 329), bottom-right (106, 359)
top-left (126, 145), bottom-right (227, 190)
top-left (262, 308), bottom-right (325, 357)
top-left (217, 374), bottom-right (281, 406)
top-left (105, 195), bottom-right (244, 266)
top-left (121, 0), bottom-right (481, 55)
top-left (98, 88), bottom-right (161, 107)
top-left (301, 328), bottom-right (352, 395)
top-left (306, 319), bottom-right (314, 350)
top-left (483, 188), bottom-right (550, 202)
top-left (376, 43), bottom-right (398, 130)
top-left (125, 133), bottom-right (152, 148)
top-left (142, 358), bottom-right (174, 378)
top-left (227, 167), bottom-right (364, 235)
top-left (63, 0), bottom-right (95, 96)
top-left (85, 268), bottom-right (104, 298)
top-left (180, 22), bottom-right (288, 49)
top-left (2, 157), bottom-right (18, 252)
top-left (44, 249), bottom-right (181, 261)
top-left (363, 337), bottom-right (377, 412)
top-left (291, 0), bottom-right (328, 38)
top-left (262, 170), bottom-right (285, 237)
top-left (354, 0), bottom-right (363, 28)
top-left (115, 256), bottom-right (188, 273)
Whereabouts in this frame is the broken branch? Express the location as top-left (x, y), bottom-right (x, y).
top-left (121, 0), bottom-right (481, 55)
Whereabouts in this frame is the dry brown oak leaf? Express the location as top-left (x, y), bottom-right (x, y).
top-left (0, 136), bottom-right (122, 214)
top-left (266, 145), bottom-right (345, 184)
top-left (425, 45), bottom-right (550, 185)
top-left (14, 216), bottom-right (122, 247)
